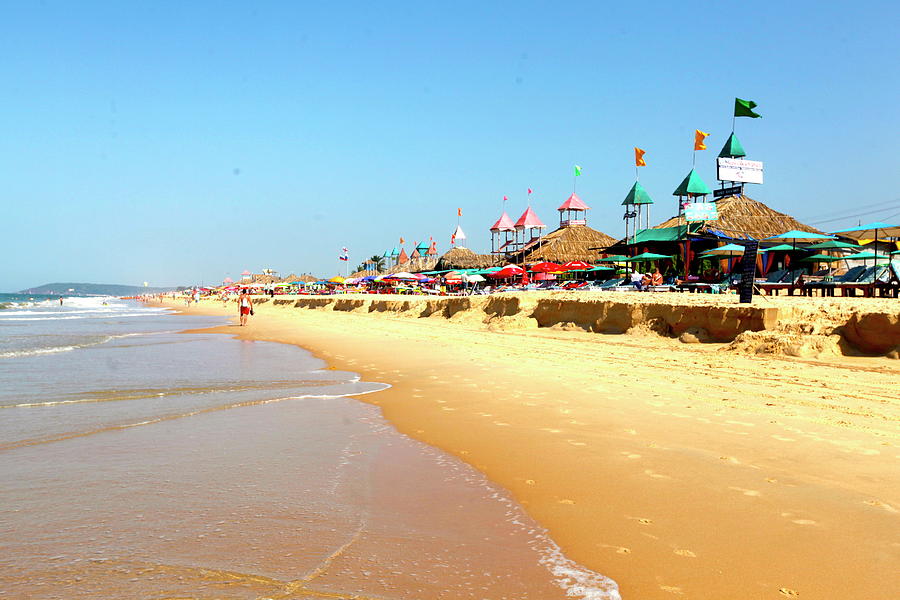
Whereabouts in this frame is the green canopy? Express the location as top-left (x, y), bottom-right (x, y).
top-left (852, 251), bottom-right (890, 260)
top-left (597, 254), bottom-right (630, 262)
top-left (586, 265), bottom-right (615, 271)
top-left (718, 132), bottom-right (746, 158)
top-left (807, 240), bottom-right (859, 250)
top-left (623, 252), bottom-right (672, 262)
top-left (673, 169), bottom-right (712, 196)
top-left (764, 230), bottom-right (835, 242)
top-left (761, 244), bottom-right (804, 252)
top-left (799, 254), bottom-right (846, 262)
top-left (630, 224), bottom-right (693, 244)
top-left (622, 181), bottom-right (654, 206)
top-left (700, 243), bottom-right (745, 256)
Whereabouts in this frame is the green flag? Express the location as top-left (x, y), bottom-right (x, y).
top-left (574, 165), bottom-right (582, 176)
top-left (734, 97), bottom-right (761, 118)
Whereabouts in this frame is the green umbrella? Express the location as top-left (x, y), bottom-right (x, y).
top-left (623, 252), bottom-right (672, 262)
top-left (851, 251), bottom-right (890, 260)
top-left (761, 244), bottom-right (803, 252)
top-left (799, 253), bottom-right (846, 262)
top-left (807, 240), bottom-right (859, 250)
top-left (597, 254), bottom-right (630, 262)
top-left (700, 243), bottom-right (745, 257)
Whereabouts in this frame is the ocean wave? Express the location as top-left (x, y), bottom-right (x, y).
top-left (0, 336), bottom-right (114, 360)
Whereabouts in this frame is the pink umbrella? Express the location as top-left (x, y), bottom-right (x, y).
top-left (241, 270), bottom-right (251, 276)
top-left (223, 277), bottom-right (233, 283)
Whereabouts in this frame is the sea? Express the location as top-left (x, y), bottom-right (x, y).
top-left (0, 294), bottom-right (620, 599)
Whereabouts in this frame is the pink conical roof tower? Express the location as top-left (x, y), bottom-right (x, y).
top-left (490, 211), bottom-right (516, 232)
top-left (558, 192), bottom-right (590, 211)
top-left (514, 206), bottom-right (546, 230)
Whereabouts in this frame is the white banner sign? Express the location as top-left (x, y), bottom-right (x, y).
top-left (684, 202), bottom-right (719, 222)
top-left (717, 157), bottom-right (764, 184)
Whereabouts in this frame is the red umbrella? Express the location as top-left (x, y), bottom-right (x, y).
top-left (533, 272), bottom-right (556, 281)
top-left (487, 265), bottom-right (525, 278)
top-left (530, 262), bottom-right (563, 273)
top-left (560, 260), bottom-right (593, 271)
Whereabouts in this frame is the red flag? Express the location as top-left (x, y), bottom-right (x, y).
top-left (527, 188), bottom-right (533, 194)
top-left (503, 195), bottom-right (508, 202)
top-left (457, 208), bottom-right (462, 217)
top-left (451, 234), bottom-right (456, 244)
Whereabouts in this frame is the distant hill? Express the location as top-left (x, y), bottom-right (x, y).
top-left (18, 283), bottom-right (180, 296)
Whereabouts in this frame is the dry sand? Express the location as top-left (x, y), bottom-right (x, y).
top-left (165, 292), bottom-right (900, 599)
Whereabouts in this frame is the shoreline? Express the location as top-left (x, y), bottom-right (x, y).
top-left (162, 293), bottom-right (899, 599)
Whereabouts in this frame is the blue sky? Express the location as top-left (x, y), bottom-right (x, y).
top-left (2, 1), bottom-right (898, 290)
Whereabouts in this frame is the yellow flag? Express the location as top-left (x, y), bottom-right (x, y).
top-left (634, 147), bottom-right (647, 167)
top-left (694, 130), bottom-right (710, 151)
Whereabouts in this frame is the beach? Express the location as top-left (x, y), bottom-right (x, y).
top-left (172, 292), bottom-right (900, 599)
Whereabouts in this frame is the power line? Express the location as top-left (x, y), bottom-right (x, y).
top-left (805, 204), bottom-right (900, 226)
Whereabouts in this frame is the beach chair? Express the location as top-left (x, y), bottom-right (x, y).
top-left (837, 266), bottom-right (890, 297)
top-left (592, 278), bottom-right (626, 290)
top-left (803, 265), bottom-right (865, 297)
top-left (877, 261), bottom-right (900, 298)
top-left (756, 269), bottom-right (805, 296)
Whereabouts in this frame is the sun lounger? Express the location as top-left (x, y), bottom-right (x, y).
top-left (876, 261), bottom-right (900, 298)
top-left (591, 278), bottom-right (626, 290)
top-left (837, 265), bottom-right (890, 297)
top-left (803, 265), bottom-right (866, 297)
top-left (756, 269), bottom-right (805, 296)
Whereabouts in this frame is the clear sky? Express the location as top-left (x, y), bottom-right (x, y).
top-left (2, 0), bottom-right (898, 290)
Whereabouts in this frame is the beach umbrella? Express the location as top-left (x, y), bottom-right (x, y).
top-left (850, 251), bottom-right (890, 261)
top-left (560, 260), bottom-right (594, 271)
top-left (700, 243), bottom-right (745, 257)
top-left (892, 250), bottom-right (900, 256)
top-left (807, 240), bottom-right (859, 250)
top-left (829, 222), bottom-right (900, 240)
top-left (764, 230), bottom-right (835, 251)
top-left (530, 262), bottom-right (563, 272)
top-left (799, 253), bottom-right (846, 262)
top-left (596, 255), bottom-right (630, 262)
top-left (586, 265), bottom-right (615, 271)
top-left (533, 272), bottom-right (556, 281)
top-left (488, 265), bottom-right (526, 278)
top-left (385, 272), bottom-right (417, 280)
top-left (223, 277), bottom-right (233, 283)
top-left (622, 252), bottom-right (672, 262)
top-left (462, 273), bottom-right (486, 283)
top-left (760, 244), bottom-right (804, 252)
top-left (329, 276), bottom-right (345, 283)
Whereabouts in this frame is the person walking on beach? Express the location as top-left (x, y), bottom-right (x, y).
top-left (238, 289), bottom-right (253, 326)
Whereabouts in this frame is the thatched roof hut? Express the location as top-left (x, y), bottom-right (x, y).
top-left (294, 274), bottom-right (318, 283)
top-left (518, 224), bottom-right (617, 263)
top-left (652, 194), bottom-right (823, 240)
top-left (435, 247), bottom-right (498, 270)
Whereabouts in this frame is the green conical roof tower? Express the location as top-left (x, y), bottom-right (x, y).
top-left (621, 181), bottom-right (654, 206)
top-left (718, 132), bottom-right (746, 158)
top-left (673, 169), bottom-right (712, 196)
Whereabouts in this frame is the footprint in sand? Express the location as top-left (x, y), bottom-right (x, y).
top-left (441, 407), bottom-right (456, 411)
top-left (659, 585), bottom-right (683, 595)
top-left (541, 428), bottom-right (561, 434)
top-left (792, 519), bottom-right (817, 526)
top-left (644, 469), bottom-right (671, 480)
top-left (638, 518), bottom-right (653, 525)
top-left (494, 421), bottom-right (510, 426)
top-left (558, 499), bottom-right (575, 505)
top-left (719, 455), bottom-right (741, 465)
top-left (864, 499), bottom-right (898, 513)
top-left (620, 452), bottom-right (642, 459)
top-left (525, 479), bottom-right (536, 485)
top-left (766, 478), bottom-right (778, 484)
top-left (771, 435), bottom-right (796, 442)
top-left (673, 549), bottom-right (696, 557)
top-left (729, 486), bottom-right (761, 497)
top-left (624, 429), bottom-right (638, 435)
top-left (778, 588), bottom-right (800, 597)
top-left (566, 440), bottom-right (587, 446)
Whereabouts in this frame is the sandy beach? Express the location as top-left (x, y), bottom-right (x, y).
top-left (170, 292), bottom-right (900, 599)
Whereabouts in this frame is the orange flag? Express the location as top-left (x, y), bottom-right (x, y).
top-left (694, 130), bottom-right (709, 151)
top-left (457, 208), bottom-right (462, 217)
top-left (634, 147), bottom-right (646, 167)
top-left (399, 237), bottom-right (405, 244)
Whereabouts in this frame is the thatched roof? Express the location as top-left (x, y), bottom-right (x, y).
top-left (654, 194), bottom-right (824, 240)
top-left (435, 247), bottom-right (498, 270)
top-left (384, 257), bottom-right (439, 274)
top-left (294, 274), bottom-right (318, 283)
top-left (519, 224), bottom-right (617, 263)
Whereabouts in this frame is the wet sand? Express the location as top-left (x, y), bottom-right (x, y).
top-left (172, 294), bottom-right (900, 599)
